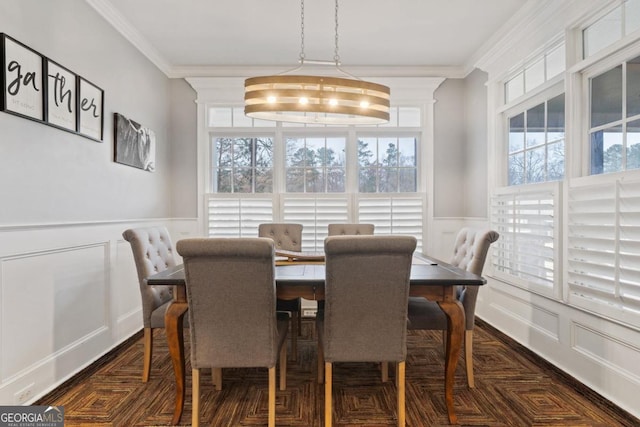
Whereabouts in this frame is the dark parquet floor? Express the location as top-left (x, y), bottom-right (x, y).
top-left (37, 319), bottom-right (639, 426)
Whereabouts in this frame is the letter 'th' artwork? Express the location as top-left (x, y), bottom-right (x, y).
top-left (114, 112), bottom-right (156, 172)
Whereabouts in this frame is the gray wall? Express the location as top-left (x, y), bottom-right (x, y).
top-left (433, 69), bottom-right (488, 218)
top-left (169, 79), bottom-right (198, 218)
top-left (0, 0), bottom-right (195, 224)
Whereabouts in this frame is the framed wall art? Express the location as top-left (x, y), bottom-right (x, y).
top-left (78, 77), bottom-right (104, 141)
top-left (1, 33), bottom-right (44, 121)
top-left (114, 112), bottom-right (156, 172)
top-left (45, 59), bottom-right (77, 131)
top-left (1, 33), bottom-right (104, 142)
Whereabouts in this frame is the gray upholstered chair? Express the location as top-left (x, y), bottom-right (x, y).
top-left (258, 223), bottom-right (303, 361)
top-left (407, 227), bottom-right (499, 388)
top-left (327, 223), bottom-right (375, 236)
top-left (177, 237), bottom-right (288, 427)
top-left (122, 226), bottom-right (181, 382)
top-left (317, 235), bottom-right (416, 427)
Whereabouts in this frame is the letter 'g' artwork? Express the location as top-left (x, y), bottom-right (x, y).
top-left (114, 112), bottom-right (156, 172)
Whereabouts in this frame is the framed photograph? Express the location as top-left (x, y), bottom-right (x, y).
top-left (114, 112), bottom-right (156, 172)
top-left (78, 77), bottom-right (104, 141)
top-left (1, 33), bottom-right (44, 120)
top-left (45, 59), bottom-right (76, 131)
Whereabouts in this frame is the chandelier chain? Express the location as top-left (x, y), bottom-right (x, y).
top-left (334, 0), bottom-right (340, 64)
top-left (299, 0), bottom-right (305, 62)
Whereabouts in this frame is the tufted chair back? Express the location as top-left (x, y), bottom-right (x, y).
top-left (450, 228), bottom-right (500, 329)
top-left (258, 223), bottom-right (303, 251)
top-left (406, 227), bottom-right (499, 389)
top-left (123, 226), bottom-right (177, 328)
top-left (327, 223), bottom-right (374, 236)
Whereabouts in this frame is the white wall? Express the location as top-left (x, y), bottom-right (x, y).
top-left (0, 0), bottom-right (198, 404)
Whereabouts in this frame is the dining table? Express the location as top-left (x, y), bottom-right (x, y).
top-left (146, 255), bottom-right (486, 425)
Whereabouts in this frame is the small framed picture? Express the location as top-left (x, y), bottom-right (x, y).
top-left (1, 33), bottom-right (45, 121)
top-left (114, 112), bottom-right (156, 172)
top-left (78, 77), bottom-right (104, 141)
top-left (45, 58), bottom-right (77, 131)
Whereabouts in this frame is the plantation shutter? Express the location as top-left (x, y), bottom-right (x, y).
top-left (491, 184), bottom-right (559, 297)
top-left (567, 177), bottom-right (640, 327)
top-left (282, 195), bottom-right (350, 251)
top-left (357, 194), bottom-right (424, 252)
top-left (207, 196), bottom-right (274, 237)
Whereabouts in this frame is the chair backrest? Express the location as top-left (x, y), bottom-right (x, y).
top-left (258, 223), bottom-right (303, 251)
top-left (327, 223), bottom-right (375, 236)
top-left (177, 237), bottom-right (280, 369)
top-left (122, 226), bottom-right (176, 327)
top-left (450, 228), bottom-right (500, 329)
top-left (322, 235), bottom-right (416, 363)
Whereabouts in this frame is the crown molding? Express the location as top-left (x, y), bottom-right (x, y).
top-left (170, 64), bottom-right (467, 79)
top-left (85, 0), bottom-right (172, 75)
top-left (472, 0), bottom-right (605, 76)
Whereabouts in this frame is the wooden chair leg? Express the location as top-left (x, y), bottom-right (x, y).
top-left (317, 337), bottom-right (324, 384)
top-left (213, 368), bottom-right (222, 390)
top-left (442, 330), bottom-right (447, 354)
top-left (325, 362), bottom-right (333, 427)
top-left (280, 342), bottom-right (287, 391)
top-left (465, 329), bottom-right (475, 388)
top-left (192, 368), bottom-right (200, 427)
top-left (291, 312), bottom-right (298, 362)
top-left (268, 366), bottom-right (276, 427)
top-left (142, 327), bottom-right (152, 382)
top-left (397, 361), bottom-right (405, 427)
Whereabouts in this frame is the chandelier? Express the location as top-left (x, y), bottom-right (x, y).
top-left (244, 0), bottom-right (390, 125)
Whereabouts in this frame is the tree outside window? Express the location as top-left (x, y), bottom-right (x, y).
top-left (590, 56), bottom-right (640, 174)
top-left (358, 136), bottom-right (417, 192)
top-left (285, 137), bottom-right (345, 193)
top-left (508, 94), bottom-right (565, 185)
top-left (213, 136), bottom-right (273, 193)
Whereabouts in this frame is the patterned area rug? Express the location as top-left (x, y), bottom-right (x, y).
top-left (37, 319), bottom-right (638, 426)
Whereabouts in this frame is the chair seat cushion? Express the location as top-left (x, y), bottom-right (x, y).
top-left (406, 297), bottom-right (448, 330)
top-left (276, 298), bottom-right (300, 313)
top-left (149, 301), bottom-right (189, 328)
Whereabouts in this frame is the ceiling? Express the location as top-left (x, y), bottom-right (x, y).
top-left (90, 0), bottom-right (531, 77)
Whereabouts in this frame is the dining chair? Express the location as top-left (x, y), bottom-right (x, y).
top-left (327, 223), bottom-right (375, 236)
top-left (318, 235), bottom-right (416, 427)
top-left (258, 222), bottom-right (303, 361)
top-left (176, 237), bottom-right (288, 427)
top-left (407, 227), bottom-right (499, 388)
top-left (122, 226), bottom-right (185, 382)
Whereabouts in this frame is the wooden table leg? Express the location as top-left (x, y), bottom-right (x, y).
top-left (165, 301), bottom-right (188, 426)
top-left (437, 299), bottom-right (465, 425)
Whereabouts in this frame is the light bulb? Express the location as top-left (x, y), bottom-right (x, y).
top-left (267, 96), bottom-right (277, 103)
top-left (299, 97), bottom-right (309, 104)
top-left (360, 100), bottom-right (370, 108)
top-left (329, 98), bottom-right (338, 106)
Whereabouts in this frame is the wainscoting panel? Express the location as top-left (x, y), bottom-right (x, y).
top-left (1, 244), bottom-right (108, 381)
top-left (487, 285), bottom-right (560, 340)
top-left (0, 219), bottom-right (183, 405)
top-left (478, 277), bottom-right (640, 419)
top-left (572, 322), bottom-right (640, 382)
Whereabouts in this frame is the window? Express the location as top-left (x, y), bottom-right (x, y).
top-left (583, 0), bottom-right (640, 58)
top-left (508, 93), bottom-right (565, 185)
top-left (206, 106), bottom-right (425, 251)
top-left (285, 136), bottom-right (346, 192)
top-left (504, 42), bottom-right (565, 103)
top-left (212, 136), bottom-right (273, 193)
top-left (358, 136), bottom-right (418, 192)
top-left (589, 56), bottom-right (640, 174)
